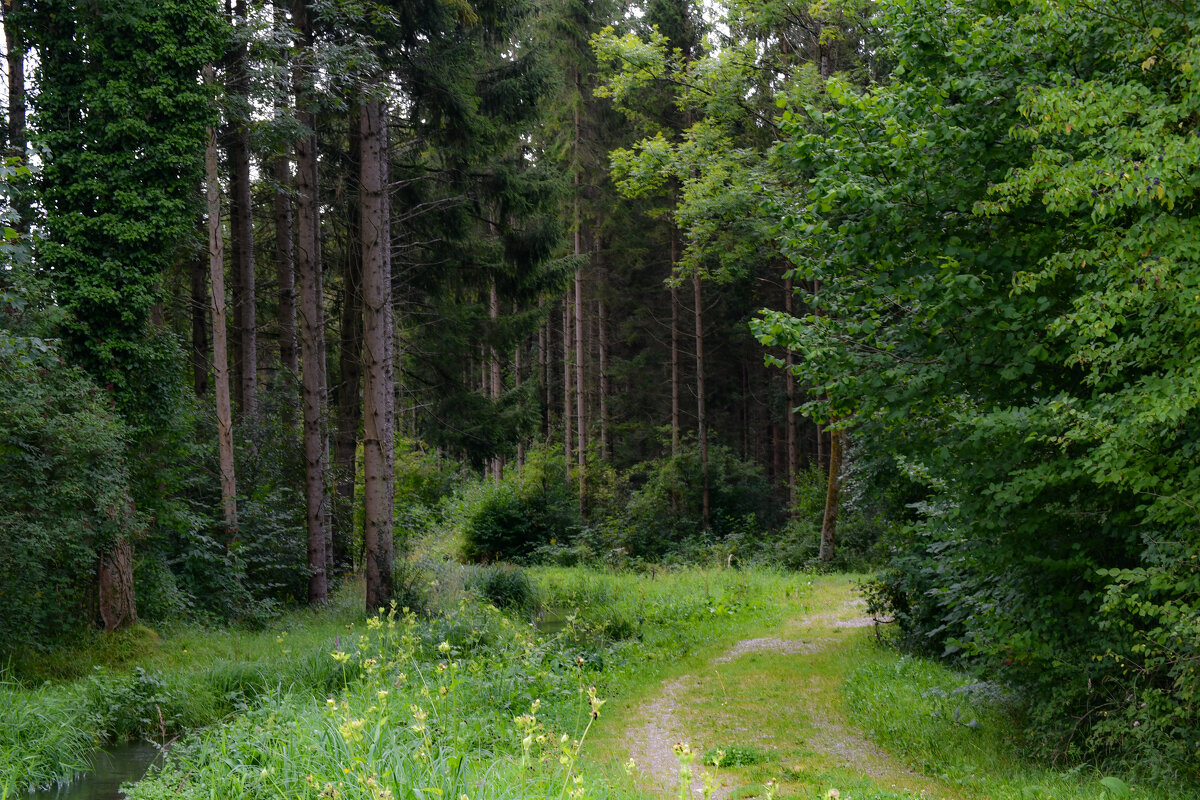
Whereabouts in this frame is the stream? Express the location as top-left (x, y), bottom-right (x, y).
top-left (28, 742), bottom-right (160, 800)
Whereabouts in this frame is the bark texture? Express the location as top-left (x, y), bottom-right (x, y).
top-left (334, 108), bottom-right (363, 571)
top-left (206, 121), bottom-right (237, 529)
top-left (97, 535), bottom-right (137, 632)
top-left (361, 97), bottom-right (393, 614)
top-left (693, 271), bottom-right (709, 529)
top-left (274, 152), bottom-right (298, 378)
top-left (294, 0), bottom-right (328, 605)
top-left (227, 0), bottom-right (256, 417)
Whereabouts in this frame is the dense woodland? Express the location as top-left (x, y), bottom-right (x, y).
top-left (1, 0), bottom-right (1197, 787)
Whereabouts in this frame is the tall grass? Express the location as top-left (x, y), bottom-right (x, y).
top-left (844, 650), bottom-right (1185, 800)
top-left (118, 567), bottom-right (804, 800)
top-left (1, 567), bottom-right (803, 796)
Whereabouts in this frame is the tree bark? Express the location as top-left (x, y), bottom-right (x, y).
top-left (489, 279), bottom-right (503, 479)
top-left (693, 271), bottom-right (709, 530)
top-left (784, 275), bottom-right (797, 505)
top-left (294, 0), bottom-right (328, 605)
top-left (514, 303), bottom-right (525, 467)
top-left (274, 153), bottom-right (298, 379)
top-left (361, 97), bottom-right (394, 614)
top-left (539, 318), bottom-right (549, 440)
top-left (562, 298), bottom-right (573, 469)
top-left (334, 106), bottom-right (363, 572)
top-left (670, 229), bottom-right (681, 457)
top-left (206, 118), bottom-right (237, 529)
top-left (97, 534), bottom-right (137, 632)
top-left (227, 0), bottom-right (256, 417)
top-left (819, 429), bottom-right (843, 562)
top-left (598, 295), bottom-right (610, 461)
top-left (574, 241), bottom-right (585, 515)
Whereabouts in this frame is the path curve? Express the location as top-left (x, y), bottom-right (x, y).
top-left (624, 595), bottom-right (900, 799)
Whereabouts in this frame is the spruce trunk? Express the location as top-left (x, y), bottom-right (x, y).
top-left (361, 97), bottom-right (393, 614)
top-left (206, 120), bottom-right (237, 529)
top-left (294, 0), bottom-right (328, 605)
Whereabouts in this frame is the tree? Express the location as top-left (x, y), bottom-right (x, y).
top-left (360, 95), bottom-right (393, 613)
top-left (754, 0), bottom-right (1200, 770)
top-left (292, 0), bottom-right (329, 605)
top-left (29, 0), bottom-right (225, 628)
top-left (206, 107), bottom-right (238, 529)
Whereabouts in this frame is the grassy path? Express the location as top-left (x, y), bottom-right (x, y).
top-left (586, 575), bottom-right (1169, 800)
top-left (589, 575), bottom-right (962, 800)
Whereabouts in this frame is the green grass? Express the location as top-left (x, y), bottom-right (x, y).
top-left (843, 650), bottom-right (1169, 800)
top-left (5, 570), bottom-right (1193, 800)
top-left (589, 575), bottom-right (1190, 800)
top-left (0, 585), bottom-right (364, 792)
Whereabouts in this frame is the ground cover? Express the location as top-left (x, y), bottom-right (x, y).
top-left (0, 566), bottom-right (803, 799)
top-left (5, 569), bottom-right (1189, 800)
top-left (587, 576), bottom-right (1189, 800)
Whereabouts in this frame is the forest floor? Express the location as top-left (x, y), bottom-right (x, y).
top-left (585, 575), bottom-right (1156, 800)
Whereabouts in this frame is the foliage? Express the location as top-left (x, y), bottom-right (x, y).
top-left (460, 446), bottom-right (581, 562)
top-left (467, 563), bottom-right (539, 612)
top-left (28, 0), bottom-right (225, 429)
top-left (742, 0), bottom-right (1200, 777)
top-left (617, 442), bottom-right (781, 558)
top-left (0, 322), bottom-right (140, 652)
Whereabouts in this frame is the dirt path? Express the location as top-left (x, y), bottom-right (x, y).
top-left (615, 579), bottom-right (957, 800)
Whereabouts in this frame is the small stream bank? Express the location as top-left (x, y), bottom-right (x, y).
top-left (28, 742), bottom-right (159, 800)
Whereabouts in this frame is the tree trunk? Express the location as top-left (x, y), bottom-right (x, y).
top-left (574, 246), bottom-right (585, 515)
top-left (598, 296), bottom-right (610, 461)
top-left (784, 275), bottom-right (797, 505)
top-left (98, 534), bottom-right (137, 632)
top-left (227, 0), bottom-right (256, 418)
top-left (514, 304), bottom-right (525, 467)
top-left (693, 271), bottom-right (709, 530)
top-left (334, 106), bottom-right (363, 573)
top-left (489, 280), bottom-right (503, 479)
top-left (539, 318), bottom-right (549, 440)
top-left (819, 429), bottom-right (843, 562)
top-left (274, 153), bottom-right (298, 379)
top-left (294, 0), bottom-right (328, 605)
top-left (562, 298), bottom-right (573, 469)
top-left (361, 97), bottom-right (394, 614)
top-left (206, 117), bottom-right (237, 529)
top-left (190, 231), bottom-right (209, 397)
top-left (670, 229), bottom-right (681, 457)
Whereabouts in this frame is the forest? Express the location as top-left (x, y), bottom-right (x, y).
top-left (1, 0), bottom-right (1198, 798)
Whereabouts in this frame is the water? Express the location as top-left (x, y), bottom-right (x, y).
top-left (28, 742), bottom-right (160, 800)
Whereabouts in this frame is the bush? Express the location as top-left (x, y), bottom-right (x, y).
top-left (461, 446), bottom-right (578, 562)
top-left (0, 324), bottom-right (142, 652)
top-left (467, 564), bottom-right (537, 613)
top-left (618, 443), bottom-right (780, 559)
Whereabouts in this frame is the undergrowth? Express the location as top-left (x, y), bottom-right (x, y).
top-left (0, 567), bottom-right (801, 796)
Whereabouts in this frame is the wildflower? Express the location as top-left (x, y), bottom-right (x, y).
top-left (824, 789), bottom-right (839, 800)
top-left (377, 690), bottom-right (389, 700)
top-left (438, 641), bottom-right (452, 653)
top-left (623, 757), bottom-right (636, 775)
top-left (331, 650), bottom-right (351, 663)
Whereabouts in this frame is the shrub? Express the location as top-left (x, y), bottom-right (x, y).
top-left (618, 443), bottom-right (780, 559)
top-left (0, 320), bottom-right (142, 653)
top-left (461, 447), bottom-right (578, 562)
top-left (467, 564), bottom-right (537, 613)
